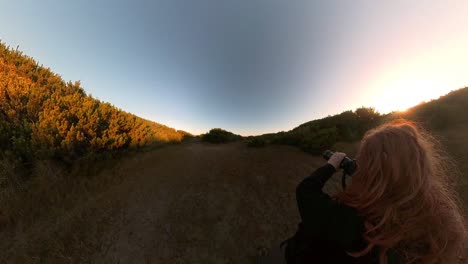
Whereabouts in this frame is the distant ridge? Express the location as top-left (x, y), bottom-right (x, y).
top-left (246, 87), bottom-right (468, 154)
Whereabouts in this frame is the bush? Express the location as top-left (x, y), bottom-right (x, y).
top-left (201, 128), bottom-right (242, 144)
top-left (298, 127), bottom-right (337, 154)
top-left (247, 137), bottom-right (266, 148)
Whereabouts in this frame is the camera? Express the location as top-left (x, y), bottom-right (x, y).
top-left (322, 150), bottom-right (357, 176)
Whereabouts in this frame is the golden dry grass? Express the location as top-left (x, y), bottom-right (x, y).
top-left (0, 126), bottom-right (466, 263)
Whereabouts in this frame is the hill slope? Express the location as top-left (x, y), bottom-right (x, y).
top-left (0, 42), bottom-right (190, 165)
top-left (248, 87), bottom-right (468, 154)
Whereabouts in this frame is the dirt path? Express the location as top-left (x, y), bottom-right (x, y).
top-left (15, 140), bottom-right (338, 264)
top-left (3, 138), bottom-right (467, 263)
top-left (89, 141), bottom-right (333, 264)
top-left (2, 141), bottom-right (338, 263)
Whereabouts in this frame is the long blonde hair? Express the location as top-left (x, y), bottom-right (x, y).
top-left (334, 119), bottom-right (467, 263)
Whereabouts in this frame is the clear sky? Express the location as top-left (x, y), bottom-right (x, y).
top-left (1, 1), bottom-right (467, 136)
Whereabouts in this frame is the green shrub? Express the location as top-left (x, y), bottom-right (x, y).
top-left (298, 127), bottom-right (338, 154)
top-left (201, 128), bottom-right (242, 144)
top-left (247, 137), bottom-right (266, 148)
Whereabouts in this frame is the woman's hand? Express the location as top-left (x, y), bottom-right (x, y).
top-left (327, 152), bottom-right (347, 170)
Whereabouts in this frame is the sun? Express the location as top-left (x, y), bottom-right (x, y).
top-left (365, 70), bottom-right (461, 114)
top-left (371, 79), bottom-right (439, 113)
top-left (359, 38), bottom-right (468, 115)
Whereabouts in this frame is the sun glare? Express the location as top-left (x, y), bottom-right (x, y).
top-left (368, 66), bottom-right (468, 114)
top-left (371, 78), bottom-right (448, 113)
top-left (363, 41), bottom-right (468, 114)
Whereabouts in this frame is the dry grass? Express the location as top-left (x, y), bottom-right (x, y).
top-left (0, 142), bottom-right (326, 263)
top-left (0, 125), bottom-right (466, 263)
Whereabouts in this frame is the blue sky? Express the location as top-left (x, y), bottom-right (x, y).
top-left (1, 0), bottom-right (468, 135)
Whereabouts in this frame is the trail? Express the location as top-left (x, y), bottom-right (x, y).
top-left (3, 138), bottom-right (467, 263)
top-left (84, 141), bottom-right (330, 263)
top-left (3, 140), bottom-right (341, 264)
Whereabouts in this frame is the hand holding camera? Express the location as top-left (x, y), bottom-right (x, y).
top-left (326, 152), bottom-right (347, 170)
top-left (322, 150), bottom-right (357, 176)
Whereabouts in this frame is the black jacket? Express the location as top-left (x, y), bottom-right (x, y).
top-left (284, 164), bottom-right (400, 264)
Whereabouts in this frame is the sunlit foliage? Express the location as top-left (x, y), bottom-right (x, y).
top-left (0, 42), bottom-right (192, 164)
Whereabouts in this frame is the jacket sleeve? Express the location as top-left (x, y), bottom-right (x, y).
top-left (296, 163), bottom-right (364, 250)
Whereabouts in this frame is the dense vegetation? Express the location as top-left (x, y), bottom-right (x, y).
top-left (251, 87), bottom-right (468, 154)
top-left (201, 128), bottom-right (242, 143)
top-left (249, 107), bottom-right (381, 153)
top-left (0, 42), bottom-right (191, 172)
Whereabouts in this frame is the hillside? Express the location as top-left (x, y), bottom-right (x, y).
top-left (0, 42), bottom-right (190, 167)
top-left (397, 87), bottom-right (468, 128)
top-left (247, 87), bottom-right (468, 154)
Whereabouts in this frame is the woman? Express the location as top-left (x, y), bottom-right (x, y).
top-left (284, 119), bottom-right (467, 263)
